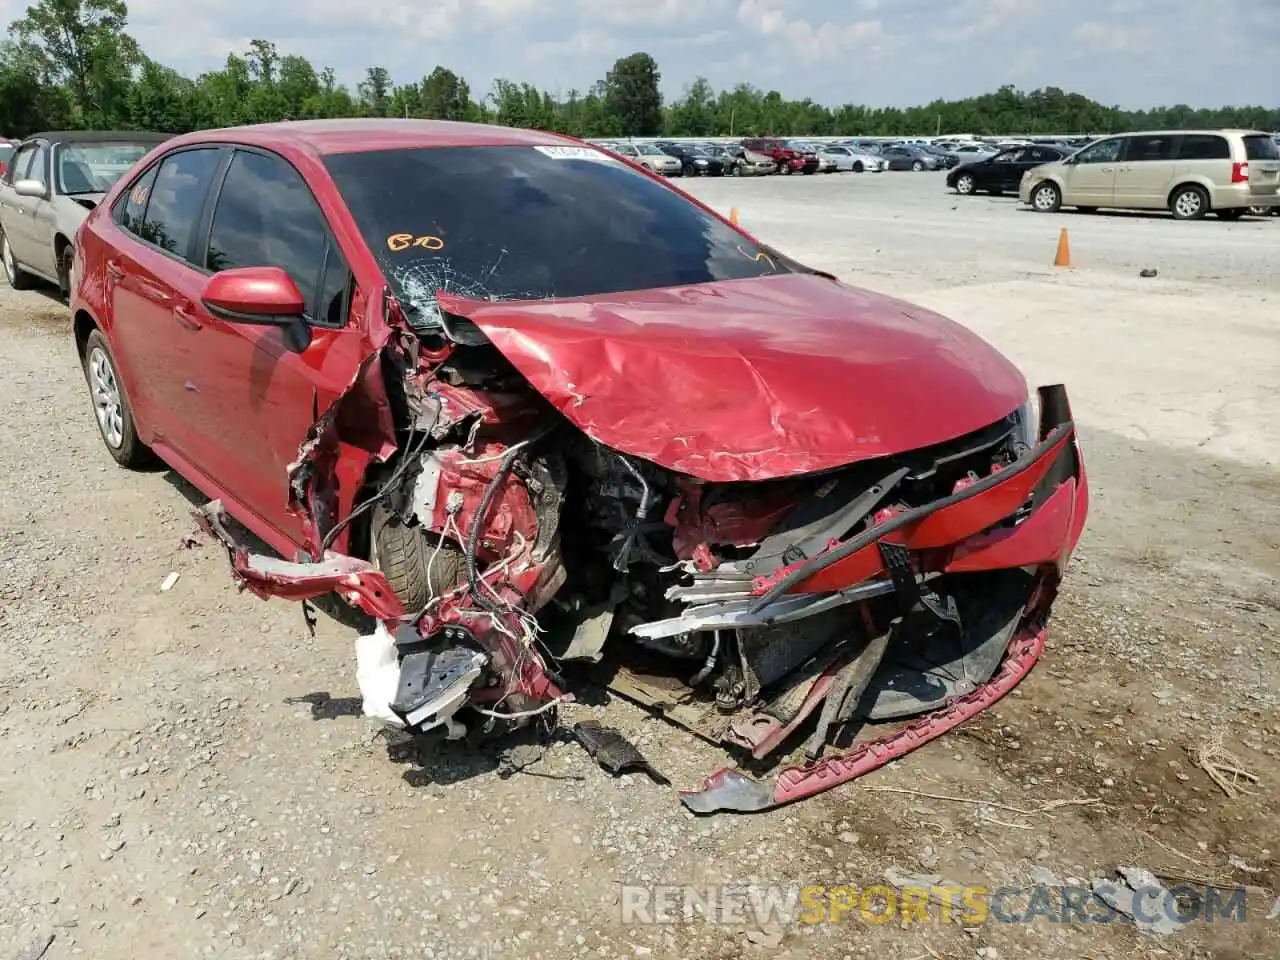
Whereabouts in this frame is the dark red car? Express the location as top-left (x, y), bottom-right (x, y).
top-left (741, 137), bottom-right (819, 175)
top-left (71, 119), bottom-right (1088, 812)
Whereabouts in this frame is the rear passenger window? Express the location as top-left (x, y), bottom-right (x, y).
top-left (115, 164), bottom-right (158, 234)
top-left (1175, 135), bottom-right (1230, 160)
top-left (1243, 135), bottom-right (1280, 161)
top-left (206, 150), bottom-right (343, 325)
top-left (136, 148), bottom-right (222, 258)
top-left (1124, 136), bottom-right (1175, 161)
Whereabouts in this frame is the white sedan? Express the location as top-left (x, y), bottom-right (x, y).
top-left (818, 145), bottom-right (885, 172)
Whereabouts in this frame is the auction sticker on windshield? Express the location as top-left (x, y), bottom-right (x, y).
top-left (533, 145), bottom-right (617, 162)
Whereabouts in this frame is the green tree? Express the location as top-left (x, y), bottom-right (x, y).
top-left (358, 66), bottom-right (391, 117)
top-left (9, 0), bottom-right (138, 125)
top-left (420, 66), bottom-right (470, 121)
top-left (603, 52), bottom-right (661, 136)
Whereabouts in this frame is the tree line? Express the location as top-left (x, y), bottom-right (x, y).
top-left (1, 1), bottom-right (1276, 142)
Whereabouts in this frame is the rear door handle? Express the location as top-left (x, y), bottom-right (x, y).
top-left (173, 303), bottom-right (202, 331)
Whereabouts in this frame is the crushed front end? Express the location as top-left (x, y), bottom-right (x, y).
top-left (199, 292), bottom-right (1087, 813)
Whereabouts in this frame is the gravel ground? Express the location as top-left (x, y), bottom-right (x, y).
top-left (1, 171), bottom-right (1277, 960)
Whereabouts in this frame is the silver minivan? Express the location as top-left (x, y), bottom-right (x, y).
top-left (1019, 129), bottom-right (1280, 220)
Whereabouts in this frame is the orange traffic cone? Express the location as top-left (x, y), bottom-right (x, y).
top-left (729, 206), bottom-right (739, 225)
top-left (1053, 228), bottom-right (1071, 267)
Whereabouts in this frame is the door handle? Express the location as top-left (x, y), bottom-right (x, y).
top-left (173, 304), bottom-right (202, 331)
top-left (106, 260), bottom-right (124, 281)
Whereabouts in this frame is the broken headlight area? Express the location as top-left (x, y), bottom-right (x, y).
top-left (198, 305), bottom-right (1088, 812)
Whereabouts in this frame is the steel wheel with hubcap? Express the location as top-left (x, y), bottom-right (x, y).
top-left (1032, 182), bottom-right (1061, 212)
top-left (1, 231), bottom-right (33, 290)
top-left (1170, 185), bottom-right (1208, 220)
top-left (955, 173), bottom-right (975, 195)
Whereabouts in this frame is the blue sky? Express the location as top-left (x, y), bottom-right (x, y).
top-left (7, 0), bottom-right (1278, 108)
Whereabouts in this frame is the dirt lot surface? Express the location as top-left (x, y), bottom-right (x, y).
top-left (2, 171), bottom-right (1277, 960)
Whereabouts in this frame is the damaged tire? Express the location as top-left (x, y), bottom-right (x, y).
top-left (82, 329), bottom-right (152, 468)
top-left (371, 500), bottom-right (466, 613)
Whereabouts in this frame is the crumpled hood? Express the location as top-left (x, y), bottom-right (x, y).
top-left (437, 273), bottom-right (1027, 482)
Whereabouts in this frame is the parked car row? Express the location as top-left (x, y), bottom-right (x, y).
top-left (593, 137), bottom-right (933, 176)
top-left (941, 128), bottom-right (1280, 220)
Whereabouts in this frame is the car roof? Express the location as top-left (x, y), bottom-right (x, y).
top-left (25, 130), bottom-right (172, 144)
top-left (161, 118), bottom-right (577, 157)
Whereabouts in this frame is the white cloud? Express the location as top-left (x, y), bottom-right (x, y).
top-left (0, 0), bottom-right (1273, 108)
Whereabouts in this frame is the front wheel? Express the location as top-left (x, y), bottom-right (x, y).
top-left (1170, 184), bottom-right (1209, 220)
top-left (912, 160), bottom-right (924, 172)
top-left (371, 500), bottom-right (466, 614)
top-left (82, 329), bottom-right (153, 468)
top-left (1031, 181), bottom-right (1062, 213)
top-left (852, 161), bottom-right (864, 173)
top-left (955, 173), bottom-right (975, 195)
top-left (1, 229), bottom-right (34, 290)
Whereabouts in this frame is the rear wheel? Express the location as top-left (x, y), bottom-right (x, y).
top-left (371, 500), bottom-right (466, 614)
top-left (912, 160), bottom-right (924, 172)
top-left (59, 244), bottom-right (74, 298)
top-left (852, 161), bottom-right (864, 173)
top-left (82, 329), bottom-right (153, 468)
top-left (1170, 184), bottom-right (1209, 220)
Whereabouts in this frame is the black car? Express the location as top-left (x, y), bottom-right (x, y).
top-left (946, 145), bottom-right (1072, 196)
top-left (655, 141), bottom-right (726, 176)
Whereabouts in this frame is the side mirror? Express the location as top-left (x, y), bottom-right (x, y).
top-left (201, 266), bottom-right (311, 352)
top-left (13, 178), bottom-right (46, 198)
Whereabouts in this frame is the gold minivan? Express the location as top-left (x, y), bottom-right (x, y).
top-left (1019, 130), bottom-right (1280, 220)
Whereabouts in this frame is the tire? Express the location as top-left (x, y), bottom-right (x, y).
top-left (955, 173), bottom-right (975, 195)
top-left (1, 228), bottom-right (34, 290)
top-left (1031, 181), bottom-right (1062, 213)
top-left (781, 164), bottom-right (792, 175)
top-left (59, 244), bottom-right (74, 298)
top-left (912, 160), bottom-right (924, 172)
top-left (852, 161), bottom-right (864, 173)
top-left (371, 499), bottom-right (466, 613)
top-left (1247, 205), bottom-right (1269, 216)
top-left (1169, 184), bottom-right (1209, 220)
top-left (1215, 209), bottom-right (1244, 221)
top-left (82, 329), bottom-right (153, 468)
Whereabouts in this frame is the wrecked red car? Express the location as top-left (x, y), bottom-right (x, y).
top-left (70, 119), bottom-right (1088, 813)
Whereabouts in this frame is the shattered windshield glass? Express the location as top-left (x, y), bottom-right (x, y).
top-left (323, 144), bottom-right (792, 332)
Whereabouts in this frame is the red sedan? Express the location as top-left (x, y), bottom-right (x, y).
top-left (70, 119), bottom-right (1088, 812)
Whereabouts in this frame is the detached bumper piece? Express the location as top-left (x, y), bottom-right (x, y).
top-left (678, 385), bottom-right (1087, 813)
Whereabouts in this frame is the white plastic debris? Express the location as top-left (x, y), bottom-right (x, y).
top-left (159, 572), bottom-right (180, 592)
top-left (1090, 867), bottom-right (1181, 936)
top-left (355, 623), bottom-right (405, 727)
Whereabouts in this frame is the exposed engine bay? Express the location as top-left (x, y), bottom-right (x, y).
top-left (199, 288), bottom-right (1089, 814)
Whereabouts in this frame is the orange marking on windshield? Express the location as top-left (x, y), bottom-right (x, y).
top-left (738, 245), bottom-right (775, 268)
top-left (387, 233), bottom-right (444, 252)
